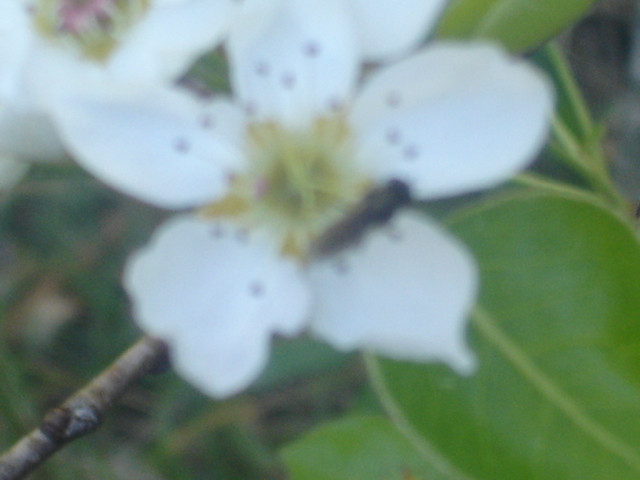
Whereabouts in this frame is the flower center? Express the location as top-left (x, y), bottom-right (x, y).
top-left (202, 116), bottom-right (369, 257)
top-left (30, 0), bottom-right (149, 61)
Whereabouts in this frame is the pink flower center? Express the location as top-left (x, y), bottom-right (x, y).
top-left (58, 0), bottom-right (113, 34)
top-left (30, 0), bottom-right (149, 61)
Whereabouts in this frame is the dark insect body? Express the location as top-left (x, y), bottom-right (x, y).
top-left (312, 179), bottom-right (411, 257)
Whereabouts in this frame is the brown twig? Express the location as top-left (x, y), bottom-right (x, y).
top-left (0, 336), bottom-right (169, 480)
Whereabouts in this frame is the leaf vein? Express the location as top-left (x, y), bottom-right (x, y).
top-left (473, 306), bottom-right (640, 472)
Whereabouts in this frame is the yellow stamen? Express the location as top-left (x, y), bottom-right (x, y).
top-left (201, 116), bottom-right (370, 260)
top-left (200, 193), bottom-right (250, 219)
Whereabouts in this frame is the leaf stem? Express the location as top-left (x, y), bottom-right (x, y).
top-left (513, 171), bottom-right (598, 200)
top-left (545, 42), bottom-right (594, 141)
top-left (363, 352), bottom-right (475, 480)
top-left (472, 306), bottom-right (640, 473)
top-left (550, 116), bottom-right (626, 210)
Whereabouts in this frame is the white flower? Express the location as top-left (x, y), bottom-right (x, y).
top-left (50, 0), bottom-right (554, 397)
top-left (0, 0), bottom-right (236, 162)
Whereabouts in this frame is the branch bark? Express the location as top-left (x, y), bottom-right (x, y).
top-left (0, 336), bottom-right (169, 480)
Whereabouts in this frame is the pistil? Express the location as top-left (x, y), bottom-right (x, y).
top-left (31, 0), bottom-right (149, 61)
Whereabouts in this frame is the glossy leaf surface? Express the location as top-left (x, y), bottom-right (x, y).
top-left (282, 415), bottom-right (447, 480)
top-left (374, 192), bottom-right (640, 479)
top-left (437, 0), bottom-right (598, 52)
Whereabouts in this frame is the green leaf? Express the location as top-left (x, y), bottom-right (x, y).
top-left (372, 192), bottom-right (640, 479)
top-left (282, 414), bottom-right (447, 480)
top-left (532, 44), bottom-right (595, 144)
top-left (436, 0), bottom-right (597, 53)
top-left (254, 336), bottom-right (352, 389)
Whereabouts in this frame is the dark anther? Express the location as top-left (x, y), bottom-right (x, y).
top-left (403, 144), bottom-right (419, 160)
top-left (249, 281), bottom-right (265, 297)
top-left (235, 228), bottom-right (249, 243)
top-left (334, 258), bottom-right (349, 275)
top-left (386, 128), bottom-right (401, 144)
top-left (387, 229), bottom-right (403, 241)
top-left (245, 101), bottom-right (257, 116)
top-left (328, 97), bottom-right (343, 111)
top-left (174, 138), bottom-right (190, 153)
top-left (255, 62), bottom-right (270, 76)
top-left (304, 41), bottom-right (320, 57)
top-left (211, 224), bottom-right (225, 238)
top-left (281, 73), bottom-right (296, 89)
top-left (200, 114), bottom-right (215, 129)
top-left (386, 92), bottom-right (401, 108)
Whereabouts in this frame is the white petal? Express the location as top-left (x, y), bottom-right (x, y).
top-left (0, 0), bottom-right (32, 101)
top-left (351, 43), bottom-right (554, 199)
top-left (20, 43), bottom-right (87, 110)
top-left (50, 84), bottom-right (246, 209)
top-left (228, 0), bottom-right (359, 128)
top-left (108, 0), bottom-right (237, 85)
top-left (125, 215), bottom-right (311, 397)
top-left (344, 0), bottom-right (447, 60)
top-left (309, 210), bottom-right (477, 374)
